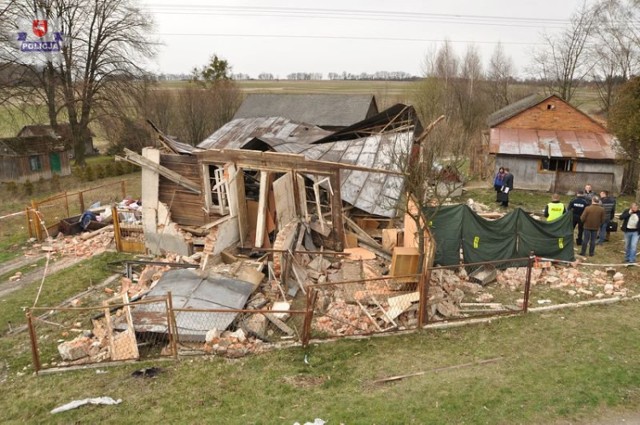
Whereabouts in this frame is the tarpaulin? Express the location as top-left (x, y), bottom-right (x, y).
top-left (426, 205), bottom-right (574, 266)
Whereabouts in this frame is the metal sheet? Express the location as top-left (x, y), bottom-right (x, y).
top-left (131, 269), bottom-right (254, 341)
top-left (489, 128), bottom-right (619, 160)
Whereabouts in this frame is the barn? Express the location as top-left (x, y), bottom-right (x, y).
top-left (0, 135), bottom-right (72, 182)
top-left (233, 93), bottom-right (379, 131)
top-left (487, 94), bottom-right (624, 193)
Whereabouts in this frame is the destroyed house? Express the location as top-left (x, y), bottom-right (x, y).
top-left (487, 94), bottom-right (624, 193)
top-left (232, 93), bottom-right (379, 131)
top-left (125, 104), bottom-right (422, 257)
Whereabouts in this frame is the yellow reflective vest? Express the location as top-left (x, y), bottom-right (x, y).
top-left (546, 202), bottom-right (565, 222)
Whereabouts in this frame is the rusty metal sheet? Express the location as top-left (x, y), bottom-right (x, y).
top-left (489, 128), bottom-right (618, 160)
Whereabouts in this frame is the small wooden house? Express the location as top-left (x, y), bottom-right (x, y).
top-left (18, 123), bottom-right (97, 156)
top-left (0, 135), bottom-right (72, 182)
top-left (487, 94), bottom-right (624, 193)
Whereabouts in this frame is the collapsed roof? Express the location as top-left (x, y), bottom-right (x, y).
top-left (195, 104), bottom-right (420, 217)
top-left (232, 93), bottom-right (379, 129)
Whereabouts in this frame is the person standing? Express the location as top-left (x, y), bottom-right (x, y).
top-left (568, 190), bottom-right (590, 245)
top-left (544, 193), bottom-right (566, 222)
top-left (584, 184), bottom-right (595, 204)
top-left (598, 190), bottom-right (616, 243)
top-left (620, 203), bottom-right (640, 263)
top-left (500, 167), bottom-right (513, 207)
top-left (580, 195), bottom-right (605, 257)
top-left (493, 167), bottom-right (506, 202)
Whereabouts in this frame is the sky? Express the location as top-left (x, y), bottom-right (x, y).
top-left (142, 0), bottom-right (587, 79)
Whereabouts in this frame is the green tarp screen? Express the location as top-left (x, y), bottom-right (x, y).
top-left (426, 205), bottom-right (574, 266)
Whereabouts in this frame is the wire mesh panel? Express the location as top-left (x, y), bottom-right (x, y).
top-left (426, 258), bottom-right (533, 323)
top-left (30, 181), bottom-right (127, 240)
top-left (28, 296), bottom-right (174, 372)
top-left (310, 274), bottom-right (421, 338)
top-left (171, 308), bottom-right (305, 358)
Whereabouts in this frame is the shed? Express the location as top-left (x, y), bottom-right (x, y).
top-left (18, 123), bottom-right (97, 156)
top-left (487, 94), bottom-right (624, 193)
top-left (232, 94), bottom-right (379, 130)
top-left (0, 135), bottom-right (72, 182)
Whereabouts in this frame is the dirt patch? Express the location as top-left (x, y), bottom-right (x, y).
top-left (282, 374), bottom-right (327, 388)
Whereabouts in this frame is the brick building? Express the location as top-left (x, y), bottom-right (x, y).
top-left (487, 94), bottom-right (624, 194)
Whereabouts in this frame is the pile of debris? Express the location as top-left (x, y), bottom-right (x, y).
top-left (25, 226), bottom-right (115, 259)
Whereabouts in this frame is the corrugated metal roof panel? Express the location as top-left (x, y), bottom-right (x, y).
top-left (489, 128), bottom-right (619, 160)
top-left (198, 117), bottom-right (332, 150)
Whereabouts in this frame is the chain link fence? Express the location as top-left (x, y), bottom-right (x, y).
top-left (27, 296), bottom-right (175, 372)
top-left (26, 256), bottom-right (539, 371)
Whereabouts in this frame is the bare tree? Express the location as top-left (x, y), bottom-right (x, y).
top-left (486, 43), bottom-right (515, 111)
top-left (531, 1), bottom-right (598, 102)
top-left (1, 0), bottom-right (155, 164)
top-left (173, 85), bottom-right (231, 146)
top-left (589, 0), bottom-right (639, 114)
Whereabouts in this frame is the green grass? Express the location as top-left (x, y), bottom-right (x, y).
top-left (2, 302), bottom-right (640, 423)
top-left (0, 186), bottom-right (639, 423)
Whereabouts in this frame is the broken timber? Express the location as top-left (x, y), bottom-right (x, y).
top-left (118, 148), bottom-right (201, 194)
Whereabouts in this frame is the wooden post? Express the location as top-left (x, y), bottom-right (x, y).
top-left (31, 200), bottom-right (41, 241)
top-left (112, 205), bottom-right (123, 252)
top-left (25, 207), bottom-right (33, 239)
top-left (78, 191), bottom-right (85, 213)
top-left (64, 191), bottom-right (69, 218)
top-left (27, 310), bottom-right (41, 374)
top-left (329, 169), bottom-right (344, 252)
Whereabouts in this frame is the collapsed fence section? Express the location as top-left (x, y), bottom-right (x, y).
top-left (27, 295), bottom-right (175, 373)
top-left (170, 306), bottom-right (309, 358)
top-left (27, 256), bottom-right (537, 371)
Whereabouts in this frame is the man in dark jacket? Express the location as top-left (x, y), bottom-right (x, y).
top-left (500, 167), bottom-right (514, 207)
top-left (580, 195), bottom-right (605, 257)
top-left (620, 202), bottom-right (640, 263)
top-left (568, 190), bottom-right (590, 245)
top-left (598, 190), bottom-right (616, 244)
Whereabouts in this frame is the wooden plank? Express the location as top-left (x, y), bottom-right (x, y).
top-left (382, 229), bottom-right (401, 251)
top-left (297, 173), bottom-right (309, 222)
top-left (227, 164), bottom-right (248, 246)
top-left (120, 148), bottom-right (200, 194)
top-left (256, 171), bottom-right (269, 247)
top-left (273, 172), bottom-right (297, 230)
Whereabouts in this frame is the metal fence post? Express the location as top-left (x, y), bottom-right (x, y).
top-left (166, 292), bottom-right (178, 359)
top-left (26, 310), bottom-right (41, 374)
top-left (523, 252), bottom-right (535, 314)
top-left (302, 288), bottom-right (317, 347)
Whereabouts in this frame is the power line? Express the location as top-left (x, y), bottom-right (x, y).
top-left (142, 4), bottom-right (571, 29)
top-left (153, 32), bottom-right (545, 46)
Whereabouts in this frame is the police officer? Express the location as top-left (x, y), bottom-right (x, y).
top-left (544, 193), bottom-right (566, 222)
top-left (568, 190), bottom-right (590, 245)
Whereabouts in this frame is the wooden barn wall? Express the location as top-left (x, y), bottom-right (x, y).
top-left (0, 153), bottom-right (71, 183)
top-left (159, 154), bottom-right (206, 227)
top-left (495, 155), bottom-right (622, 193)
top-left (497, 96), bottom-right (605, 133)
